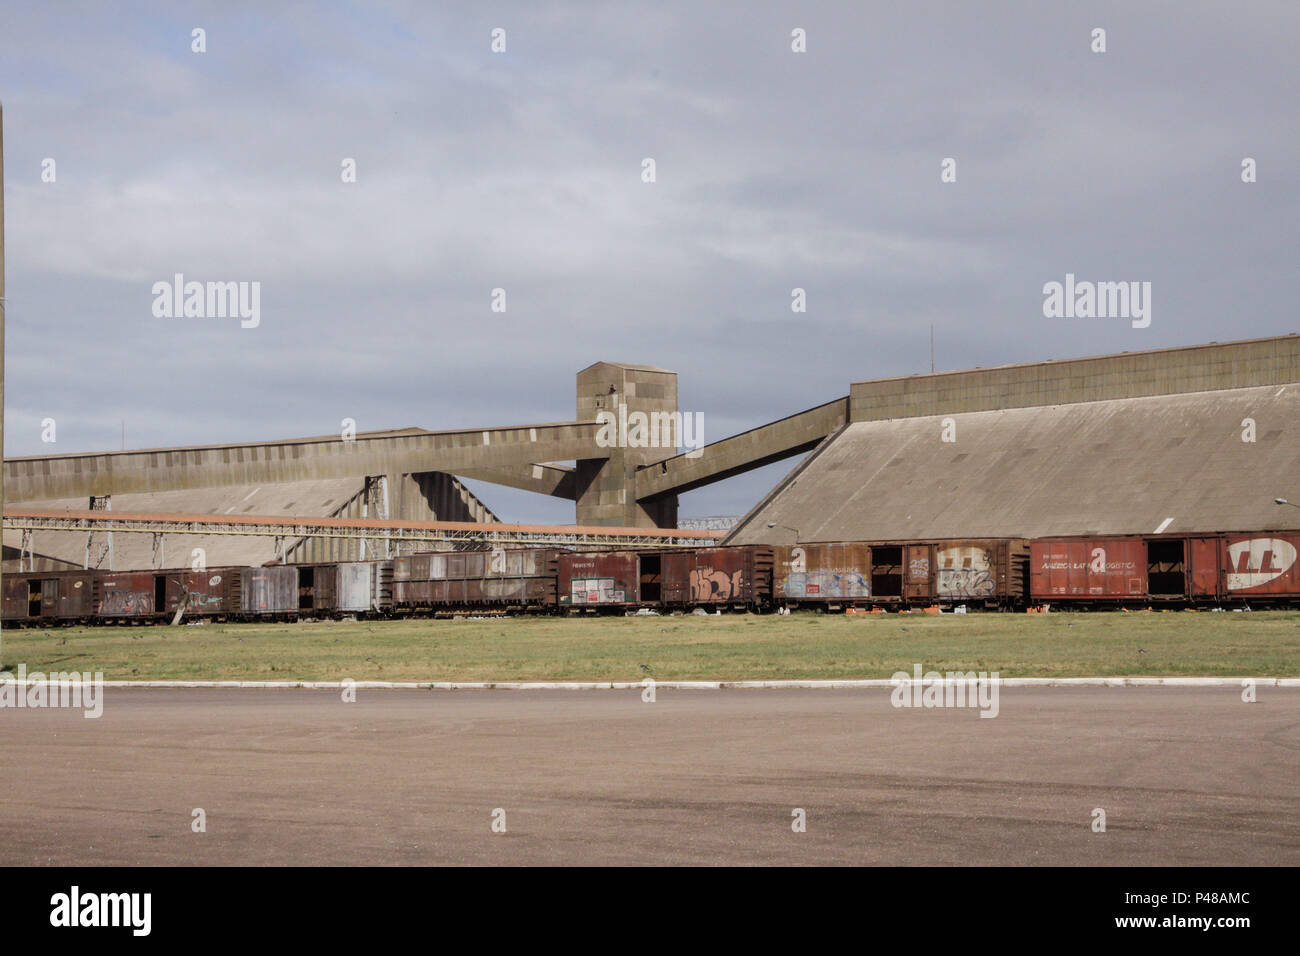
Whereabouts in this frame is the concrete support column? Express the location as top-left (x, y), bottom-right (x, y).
top-left (575, 363), bottom-right (679, 528)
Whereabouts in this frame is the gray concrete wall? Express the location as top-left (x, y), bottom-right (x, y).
top-left (851, 335), bottom-right (1300, 422)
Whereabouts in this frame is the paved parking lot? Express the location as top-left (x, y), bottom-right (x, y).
top-left (1, 686), bottom-right (1296, 865)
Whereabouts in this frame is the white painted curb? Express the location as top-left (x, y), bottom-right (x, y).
top-left (1, 677), bottom-right (1296, 690)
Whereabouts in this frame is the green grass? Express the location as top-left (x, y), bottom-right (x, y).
top-left (2, 610), bottom-right (1298, 681)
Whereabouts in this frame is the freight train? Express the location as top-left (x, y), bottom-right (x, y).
top-left (3, 531), bottom-right (1298, 625)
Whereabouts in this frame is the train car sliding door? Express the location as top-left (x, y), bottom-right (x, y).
top-left (38, 578), bottom-right (59, 619)
top-left (1187, 537), bottom-right (1221, 600)
top-left (1145, 538), bottom-right (1187, 599)
top-left (904, 545), bottom-right (935, 602)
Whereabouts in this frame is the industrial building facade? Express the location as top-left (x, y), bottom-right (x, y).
top-left (4, 335), bottom-right (1299, 570)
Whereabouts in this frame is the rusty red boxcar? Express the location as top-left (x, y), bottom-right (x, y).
top-left (95, 571), bottom-right (161, 619)
top-left (160, 568), bottom-right (240, 620)
top-left (773, 542), bottom-right (873, 605)
top-left (2, 571), bottom-right (96, 623)
top-left (559, 547), bottom-right (771, 610)
top-left (653, 546), bottom-right (772, 609)
top-left (1031, 537), bottom-right (1147, 600)
top-left (927, 539), bottom-right (1030, 605)
top-left (1221, 533), bottom-right (1300, 601)
top-left (557, 551), bottom-right (639, 609)
top-left (1, 574), bottom-right (33, 622)
top-left (774, 540), bottom-right (1028, 609)
top-left (1029, 535), bottom-right (1248, 604)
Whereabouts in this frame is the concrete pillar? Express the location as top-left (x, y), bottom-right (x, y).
top-left (576, 362), bottom-right (679, 528)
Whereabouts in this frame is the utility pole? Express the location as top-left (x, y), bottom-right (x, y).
top-left (930, 324), bottom-right (934, 373)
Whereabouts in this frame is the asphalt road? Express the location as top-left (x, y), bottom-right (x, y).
top-left (1, 687), bottom-right (1296, 865)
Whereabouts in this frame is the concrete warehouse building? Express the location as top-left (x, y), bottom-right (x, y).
top-left (726, 334), bottom-right (1300, 545)
top-left (4, 335), bottom-right (1300, 571)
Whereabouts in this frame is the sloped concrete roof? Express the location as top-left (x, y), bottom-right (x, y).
top-left (725, 383), bottom-right (1300, 544)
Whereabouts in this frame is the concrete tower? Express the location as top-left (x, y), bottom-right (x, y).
top-left (575, 362), bottom-right (679, 527)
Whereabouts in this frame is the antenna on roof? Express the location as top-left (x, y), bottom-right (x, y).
top-left (930, 325), bottom-right (935, 373)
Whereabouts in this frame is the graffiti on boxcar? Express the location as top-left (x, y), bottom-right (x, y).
top-left (567, 577), bottom-right (624, 604)
top-left (98, 590), bottom-right (152, 616)
top-left (937, 567), bottom-right (994, 598)
top-left (936, 547), bottom-right (995, 599)
top-left (690, 567), bottom-right (744, 602)
top-left (781, 569), bottom-right (870, 599)
top-left (185, 591), bottom-right (225, 610)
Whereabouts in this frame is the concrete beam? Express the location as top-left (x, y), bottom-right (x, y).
top-left (454, 462), bottom-right (578, 499)
top-left (4, 423), bottom-right (602, 502)
top-left (635, 397), bottom-right (849, 499)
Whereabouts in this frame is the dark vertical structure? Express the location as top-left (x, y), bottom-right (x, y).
top-left (575, 362), bottom-right (679, 527)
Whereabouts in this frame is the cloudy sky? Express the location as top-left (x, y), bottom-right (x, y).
top-left (2, 1), bottom-right (1296, 523)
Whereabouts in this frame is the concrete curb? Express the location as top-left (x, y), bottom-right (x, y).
top-left (2, 677), bottom-right (1296, 690)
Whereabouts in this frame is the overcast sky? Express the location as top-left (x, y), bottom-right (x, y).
top-left (2, 1), bottom-right (1297, 523)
